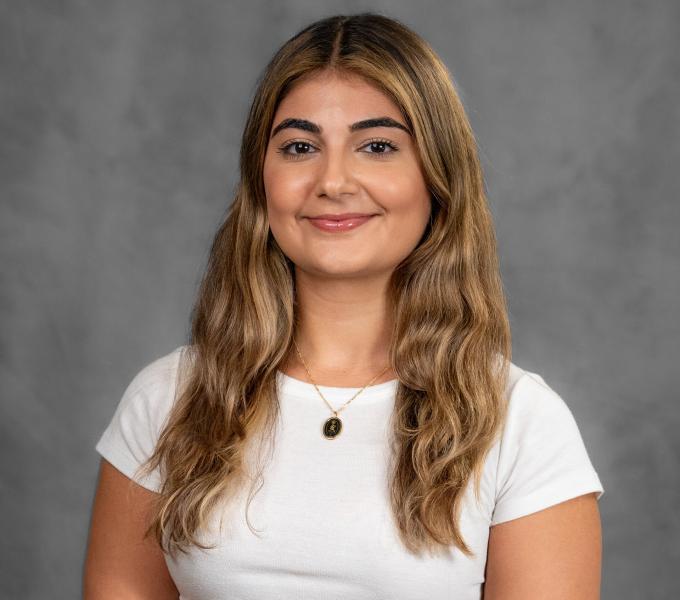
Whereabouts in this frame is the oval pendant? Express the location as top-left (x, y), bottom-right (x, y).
top-left (322, 416), bottom-right (342, 439)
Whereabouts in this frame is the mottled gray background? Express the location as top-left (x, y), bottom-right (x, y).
top-left (1, 1), bottom-right (678, 598)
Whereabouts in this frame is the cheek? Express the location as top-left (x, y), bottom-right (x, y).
top-left (367, 166), bottom-right (431, 221)
top-left (263, 165), bottom-right (305, 257)
top-left (266, 197), bottom-right (296, 248)
top-left (264, 161), bottom-right (311, 217)
top-left (370, 168), bottom-right (431, 250)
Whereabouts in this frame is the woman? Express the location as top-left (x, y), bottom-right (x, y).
top-left (84, 12), bottom-right (604, 599)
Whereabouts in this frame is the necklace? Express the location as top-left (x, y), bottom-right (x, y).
top-left (292, 338), bottom-right (392, 440)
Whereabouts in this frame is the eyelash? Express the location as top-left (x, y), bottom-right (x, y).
top-left (276, 138), bottom-right (400, 161)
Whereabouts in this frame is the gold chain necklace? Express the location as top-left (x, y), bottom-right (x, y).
top-left (292, 338), bottom-right (391, 440)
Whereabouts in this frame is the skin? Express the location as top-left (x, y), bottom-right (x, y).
top-left (83, 459), bottom-right (179, 599)
top-left (483, 492), bottom-right (603, 599)
top-left (263, 69), bottom-right (432, 386)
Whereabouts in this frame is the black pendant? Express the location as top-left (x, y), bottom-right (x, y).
top-left (323, 416), bottom-right (342, 439)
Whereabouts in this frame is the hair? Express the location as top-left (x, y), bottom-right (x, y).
top-left (133, 11), bottom-right (512, 560)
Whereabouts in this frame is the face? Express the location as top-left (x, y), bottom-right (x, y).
top-left (263, 70), bottom-right (432, 280)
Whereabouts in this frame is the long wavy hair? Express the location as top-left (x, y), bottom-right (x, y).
top-left (134, 11), bottom-right (512, 560)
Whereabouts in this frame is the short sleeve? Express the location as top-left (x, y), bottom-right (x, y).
top-left (490, 371), bottom-right (605, 525)
top-left (94, 347), bottom-right (184, 493)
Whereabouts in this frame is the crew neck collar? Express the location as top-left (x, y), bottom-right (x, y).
top-left (276, 370), bottom-right (399, 402)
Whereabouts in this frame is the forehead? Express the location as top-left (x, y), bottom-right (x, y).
top-left (275, 71), bottom-right (401, 119)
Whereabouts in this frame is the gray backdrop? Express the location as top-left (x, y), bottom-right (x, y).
top-left (2, 1), bottom-right (678, 598)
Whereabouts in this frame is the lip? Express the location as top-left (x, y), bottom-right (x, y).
top-left (307, 213), bottom-right (377, 220)
top-left (306, 214), bottom-right (377, 232)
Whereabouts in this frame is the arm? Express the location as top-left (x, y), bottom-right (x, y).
top-left (482, 492), bottom-right (602, 599)
top-left (83, 458), bottom-right (179, 600)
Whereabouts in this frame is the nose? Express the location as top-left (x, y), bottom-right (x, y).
top-left (314, 146), bottom-right (360, 199)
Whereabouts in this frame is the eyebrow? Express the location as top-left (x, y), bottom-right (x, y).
top-left (270, 116), bottom-right (412, 139)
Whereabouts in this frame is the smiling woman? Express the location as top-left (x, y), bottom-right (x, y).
top-left (85, 11), bottom-right (604, 600)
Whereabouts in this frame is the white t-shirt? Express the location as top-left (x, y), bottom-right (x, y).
top-left (95, 345), bottom-right (604, 599)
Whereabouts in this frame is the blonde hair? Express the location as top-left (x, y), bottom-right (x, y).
top-left (134, 11), bottom-right (511, 559)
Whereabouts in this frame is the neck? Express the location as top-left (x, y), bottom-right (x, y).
top-left (281, 268), bottom-right (396, 387)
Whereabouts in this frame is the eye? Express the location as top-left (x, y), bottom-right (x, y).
top-left (276, 140), bottom-right (317, 160)
top-left (359, 138), bottom-right (400, 157)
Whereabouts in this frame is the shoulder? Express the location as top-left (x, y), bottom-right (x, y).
top-left (497, 360), bottom-right (589, 463)
top-left (105, 344), bottom-right (191, 441)
top-left (95, 345), bottom-right (191, 491)
top-left (488, 360), bottom-right (604, 525)
top-left (501, 362), bottom-right (582, 439)
top-left (122, 345), bottom-right (188, 398)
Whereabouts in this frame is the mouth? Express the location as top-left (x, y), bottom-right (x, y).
top-left (305, 214), bottom-right (378, 232)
